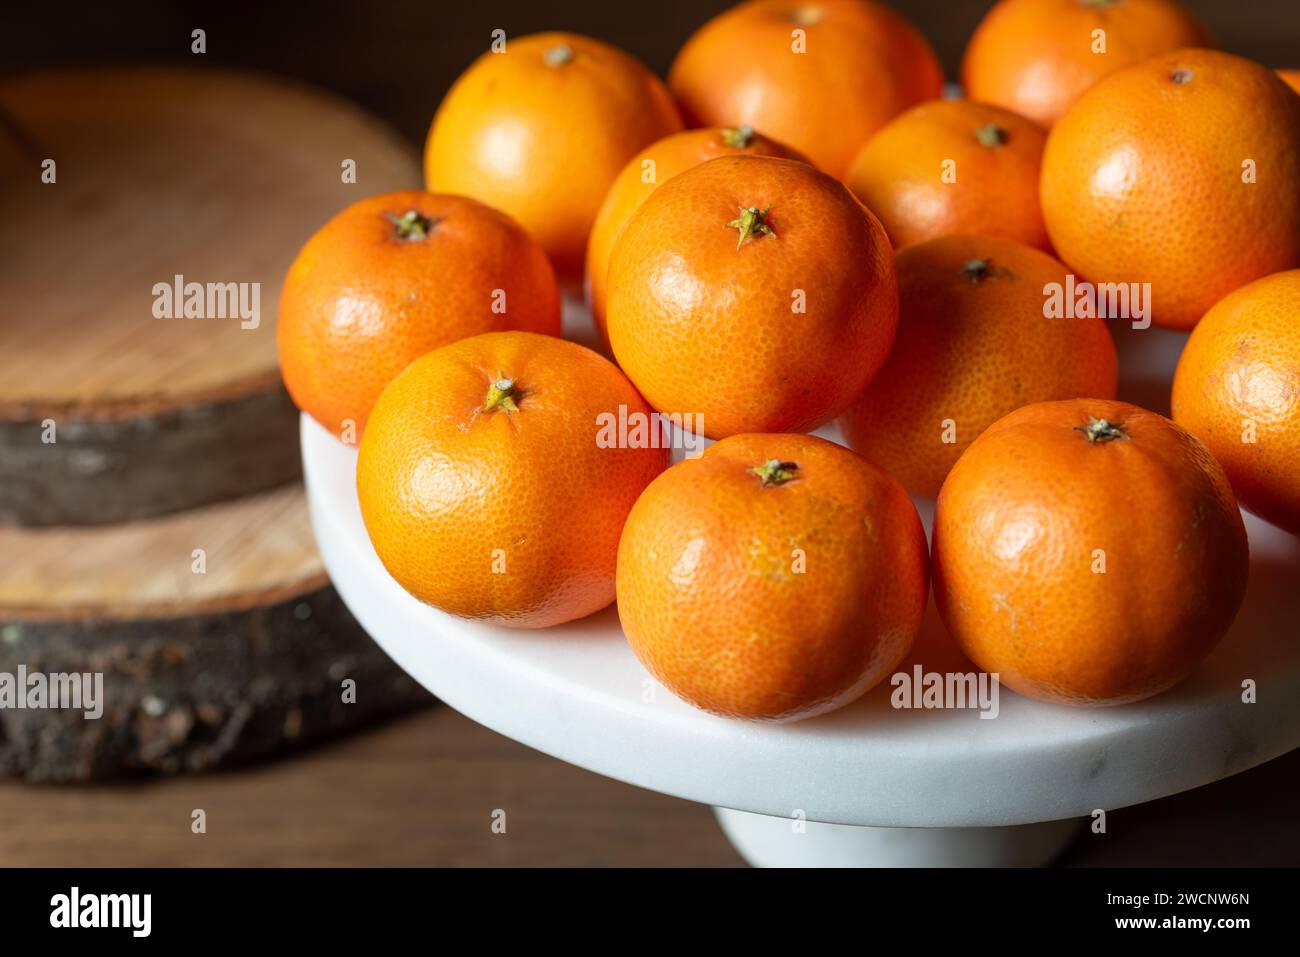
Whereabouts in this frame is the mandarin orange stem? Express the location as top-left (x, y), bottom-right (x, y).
top-left (726, 206), bottom-right (776, 249)
top-left (973, 124), bottom-right (1008, 148)
top-left (1075, 417), bottom-right (1129, 444)
top-left (544, 44), bottom-right (574, 67)
top-left (961, 258), bottom-right (995, 283)
top-left (748, 458), bottom-right (799, 486)
top-left (721, 124), bottom-right (756, 148)
top-left (483, 377), bottom-right (520, 413)
top-left (387, 209), bottom-right (439, 240)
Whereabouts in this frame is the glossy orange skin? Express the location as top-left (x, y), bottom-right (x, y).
top-left (425, 32), bottom-right (683, 279)
top-left (586, 127), bottom-right (808, 342)
top-left (840, 236), bottom-right (1117, 498)
top-left (962, 0), bottom-right (1212, 127)
top-left (278, 191), bottom-right (560, 438)
top-left (606, 155), bottom-right (898, 439)
top-left (357, 332), bottom-right (668, 628)
top-left (933, 399), bottom-right (1249, 707)
top-left (1041, 49), bottom-right (1300, 330)
top-left (844, 100), bottom-right (1050, 251)
top-left (668, 0), bottom-right (944, 178)
top-left (1280, 69), bottom-right (1300, 95)
top-left (617, 434), bottom-right (929, 721)
top-left (1172, 270), bottom-right (1300, 535)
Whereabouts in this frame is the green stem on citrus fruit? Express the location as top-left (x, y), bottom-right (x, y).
top-left (483, 377), bottom-right (521, 413)
top-left (1075, 417), bottom-right (1129, 444)
top-left (726, 206), bottom-right (776, 249)
top-left (962, 258), bottom-right (996, 283)
top-left (748, 459), bottom-right (799, 487)
top-left (386, 209), bottom-right (439, 240)
top-left (973, 123), bottom-right (1008, 148)
top-left (545, 44), bottom-right (574, 67)
top-left (721, 125), bottom-right (756, 149)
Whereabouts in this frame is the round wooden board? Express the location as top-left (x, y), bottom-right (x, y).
top-left (0, 66), bottom-right (421, 525)
top-left (0, 483), bottom-right (322, 620)
top-left (0, 484), bottom-right (433, 781)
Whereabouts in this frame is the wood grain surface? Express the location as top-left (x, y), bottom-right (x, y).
top-left (0, 483), bottom-right (321, 620)
top-left (0, 483), bottom-right (433, 782)
top-left (0, 708), bottom-right (743, 866)
top-left (0, 67), bottom-right (420, 525)
top-left (0, 584), bottom-right (433, 782)
top-left (0, 66), bottom-right (417, 408)
top-left (2, 705), bottom-right (1297, 867)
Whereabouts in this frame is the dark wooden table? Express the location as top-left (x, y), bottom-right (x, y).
top-left (2, 705), bottom-right (1296, 867)
top-left (0, 708), bottom-right (741, 867)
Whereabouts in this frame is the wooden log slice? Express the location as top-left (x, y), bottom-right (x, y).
top-left (0, 67), bottom-right (420, 525)
top-left (0, 485), bottom-right (433, 781)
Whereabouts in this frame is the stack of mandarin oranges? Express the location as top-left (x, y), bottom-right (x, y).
top-left (278, 0), bottom-right (1300, 721)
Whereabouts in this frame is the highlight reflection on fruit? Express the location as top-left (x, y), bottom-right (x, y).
top-left (962, 0), bottom-right (1213, 127)
top-left (425, 31), bottom-right (683, 279)
top-left (356, 331), bottom-right (668, 628)
top-left (585, 126), bottom-right (808, 343)
top-left (840, 234), bottom-right (1117, 498)
top-left (669, 0), bottom-right (944, 178)
top-left (1040, 48), bottom-right (1300, 331)
top-left (1172, 270), bottom-right (1300, 536)
top-left (605, 154), bottom-right (898, 439)
top-left (844, 99), bottom-right (1050, 251)
top-left (275, 3), bottom-right (1297, 724)
top-left (933, 399), bottom-right (1249, 707)
top-left (616, 433), bottom-right (929, 721)
top-left (278, 190), bottom-right (561, 438)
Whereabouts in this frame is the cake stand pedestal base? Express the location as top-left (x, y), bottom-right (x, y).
top-left (713, 807), bottom-right (1082, 868)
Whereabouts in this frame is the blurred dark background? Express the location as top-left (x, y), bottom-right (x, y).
top-left (3, 0), bottom-right (1296, 148)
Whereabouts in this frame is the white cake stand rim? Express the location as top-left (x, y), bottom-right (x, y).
top-left (301, 413), bottom-right (1300, 828)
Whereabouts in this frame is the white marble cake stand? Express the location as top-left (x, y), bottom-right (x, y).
top-left (300, 314), bottom-right (1300, 867)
